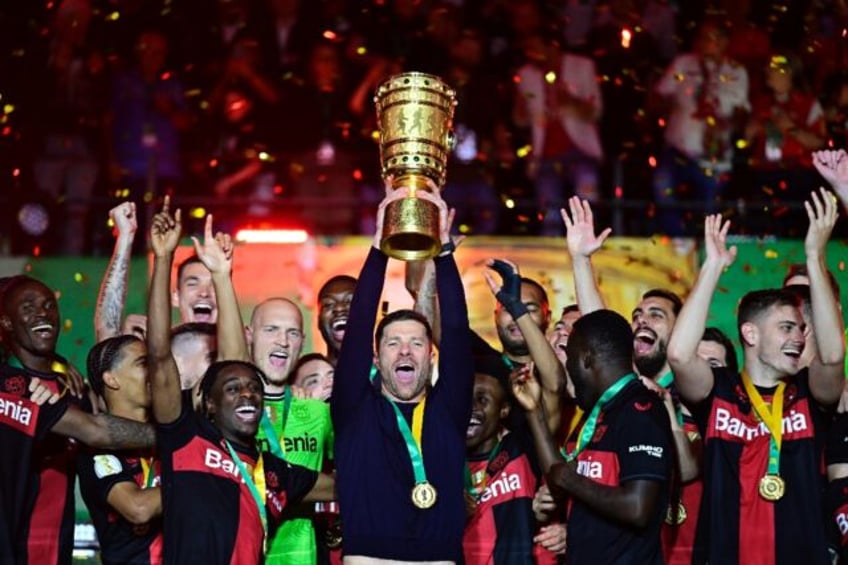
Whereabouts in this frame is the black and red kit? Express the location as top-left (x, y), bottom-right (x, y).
top-left (463, 432), bottom-right (556, 564)
top-left (0, 365), bottom-right (70, 564)
top-left (827, 412), bottom-right (848, 562)
top-left (690, 368), bottom-right (831, 565)
top-left (77, 447), bottom-right (163, 564)
top-left (157, 403), bottom-right (318, 564)
top-left (565, 380), bottom-right (673, 564)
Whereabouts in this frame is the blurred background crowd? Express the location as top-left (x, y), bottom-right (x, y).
top-left (1, 0), bottom-right (847, 255)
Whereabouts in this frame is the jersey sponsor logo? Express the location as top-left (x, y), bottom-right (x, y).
top-left (173, 439), bottom-right (256, 486)
top-left (283, 432), bottom-right (319, 454)
top-left (628, 444), bottom-right (664, 458)
top-left (94, 454), bottom-right (123, 478)
top-left (0, 392), bottom-right (38, 436)
top-left (707, 398), bottom-right (815, 443)
top-left (479, 472), bottom-right (522, 503)
top-left (204, 448), bottom-right (249, 480)
top-left (836, 510), bottom-right (848, 537)
top-left (576, 450), bottom-right (619, 486)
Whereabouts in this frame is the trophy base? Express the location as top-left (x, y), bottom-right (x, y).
top-left (381, 190), bottom-right (441, 261)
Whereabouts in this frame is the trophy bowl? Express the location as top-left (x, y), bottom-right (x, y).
top-left (374, 72), bottom-right (456, 260)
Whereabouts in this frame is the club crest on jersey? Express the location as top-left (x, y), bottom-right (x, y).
top-left (3, 376), bottom-right (26, 395)
top-left (94, 454), bottom-right (123, 478)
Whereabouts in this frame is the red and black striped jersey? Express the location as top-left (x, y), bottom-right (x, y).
top-left (157, 403), bottom-right (318, 564)
top-left (77, 447), bottom-right (163, 565)
top-left (0, 364), bottom-right (70, 564)
top-left (690, 367), bottom-right (831, 565)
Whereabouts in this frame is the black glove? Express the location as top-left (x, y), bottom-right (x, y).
top-left (489, 259), bottom-right (528, 319)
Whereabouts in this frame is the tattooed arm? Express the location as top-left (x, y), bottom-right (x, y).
top-left (95, 202), bottom-right (137, 342)
top-left (51, 406), bottom-right (155, 449)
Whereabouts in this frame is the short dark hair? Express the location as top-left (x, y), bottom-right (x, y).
top-left (87, 335), bottom-right (143, 397)
top-left (473, 354), bottom-right (512, 398)
top-left (318, 275), bottom-right (357, 299)
top-left (737, 289), bottom-right (800, 344)
top-left (292, 352), bottom-right (331, 378)
top-left (199, 360), bottom-right (266, 412)
top-left (642, 289), bottom-right (683, 316)
top-left (176, 255), bottom-right (205, 286)
top-left (171, 322), bottom-right (217, 341)
top-left (560, 304), bottom-right (579, 317)
top-left (521, 277), bottom-right (550, 308)
top-left (782, 284), bottom-right (812, 319)
top-left (375, 309), bottom-right (433, 346)
top-left (782, 263), bottom-right (841, 299)
top-left (0, 275), bottom-right (44, 317)
top-left (569, 310), bottom-right (634, 370)
top-left (701, 327), bottom-right (738, 375)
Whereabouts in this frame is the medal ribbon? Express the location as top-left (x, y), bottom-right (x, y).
top-left (259, 386), bottom-right (292, 460)
top-left (370, 365), bottom-right (430, 485)
top-left (139, 457), bottom-right (157, 488)
top-left (464, 439), bottom-right (502, 500)
top-left (224, 441), bottom-right (268, 554)
top-left (560, 373), bottom-right (636, 461)
top-left (387, 396), bottom-right (429, 485)
top-left (656, 371), bottom-right (685, 427)
top-left (741, 371), bottom-right (785, 476)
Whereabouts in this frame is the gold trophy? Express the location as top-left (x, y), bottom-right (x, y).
top-left (374, 72), bottom-right (457, 260)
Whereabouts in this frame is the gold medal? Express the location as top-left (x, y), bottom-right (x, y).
top-left (664, 501), bottom-right (688, 526)
top-left (758, 474), bottom-right (785, 501)
top-left (412, 481), bottom-right (437, 509)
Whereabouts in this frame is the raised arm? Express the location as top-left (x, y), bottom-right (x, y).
top-left (667, 215), bottom-right (737, 404)
top-left (485, 258), bottom-right (564, 434)
top-left (511, 366), bottom-right (559, 473)
top-left (190, 215), bottom-right (248, 362)
top-left (561, 197), bottom-right (611, 315)
top-left (813, 149), bottom-right (848, 212)
top-left (407, 259), bottom-right (441, 345)
top-left (148, 197), bottom-right (183, 424)
top-left (804, 188), bottom-right (845, 404)
top-left (95, 202), bottom-right (137, 342)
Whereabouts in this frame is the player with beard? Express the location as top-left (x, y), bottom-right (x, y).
top-left (332, 186), bottom-right (474, 563)
top-left (463, 356), bottom-right (560, 564)
top-left (246, 297), bottom-right (335, 565)
top-left (668, 198), bottom-right (845, 565)
top-left (172, 255), bottom-right (218, 324)
top-left (147, 200), bottom-right (334, 563)
top-left (318, 276), bottom-right (357, 366)
top-left (562, 196), bottom-right (701, 563)
top-left (513, 309), bottom-right (674, 563)
top-left (78, 335), bottom-right (162, 565)
top-left (0, 275), bottom-right (156, 564)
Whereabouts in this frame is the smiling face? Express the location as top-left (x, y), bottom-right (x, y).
top-left (631, 296), bottom-right (677, 379)
top-left (293, 357), bottom-right (334, 401)
top-left (376, 319), bottom-right (433, 402)
top-left (1, 279), bottom-right (60, 362)
top-left (744, 304), bottom-right (806, 378)
top-left (318, 278), bottom-right (355, 358)
top-left (466, 373), bottom-right (509, 455)
top-left (549, 309), bottom-right (581, 367)
top-left (172, 262), bottom-right (217, 324)
top-left (247, 299), bottom-right (304, 389)
top-left (206, 363), bottom-right (265, 446)
top-left (495, 281), bottom-right (549, 358)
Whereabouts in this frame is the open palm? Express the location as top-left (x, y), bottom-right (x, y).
top-left (561, 196), bottom-right (611, 258)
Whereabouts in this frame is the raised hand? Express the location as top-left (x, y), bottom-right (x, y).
top-left (703, 214), bottom-right (737, 269)
top-left (510, 363), bottom-right (542, 412)
top-left (812, 149), bottom-right (848, 193)
top-left (415, 181), bottom-right (454, 245)
top-left (804, 187), bottom-right (839, 258)
top-left (29, 377), bottom-right (60, 406)
top-left (109, 202), bottom-right (137, 239)
top-left (561, 197), bottom-right (612, 258)
top-left (483, 258), bottom-right (528, 320)
top-left (150, 195), bottom-right (182, 257)
top-left (191, 214), bottom-right (234, 276)
top-left (373, 186), bottom-right (410, 249)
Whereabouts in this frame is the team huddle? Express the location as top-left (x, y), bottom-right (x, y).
top-left (1, 149), bottom-right (848, 565)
